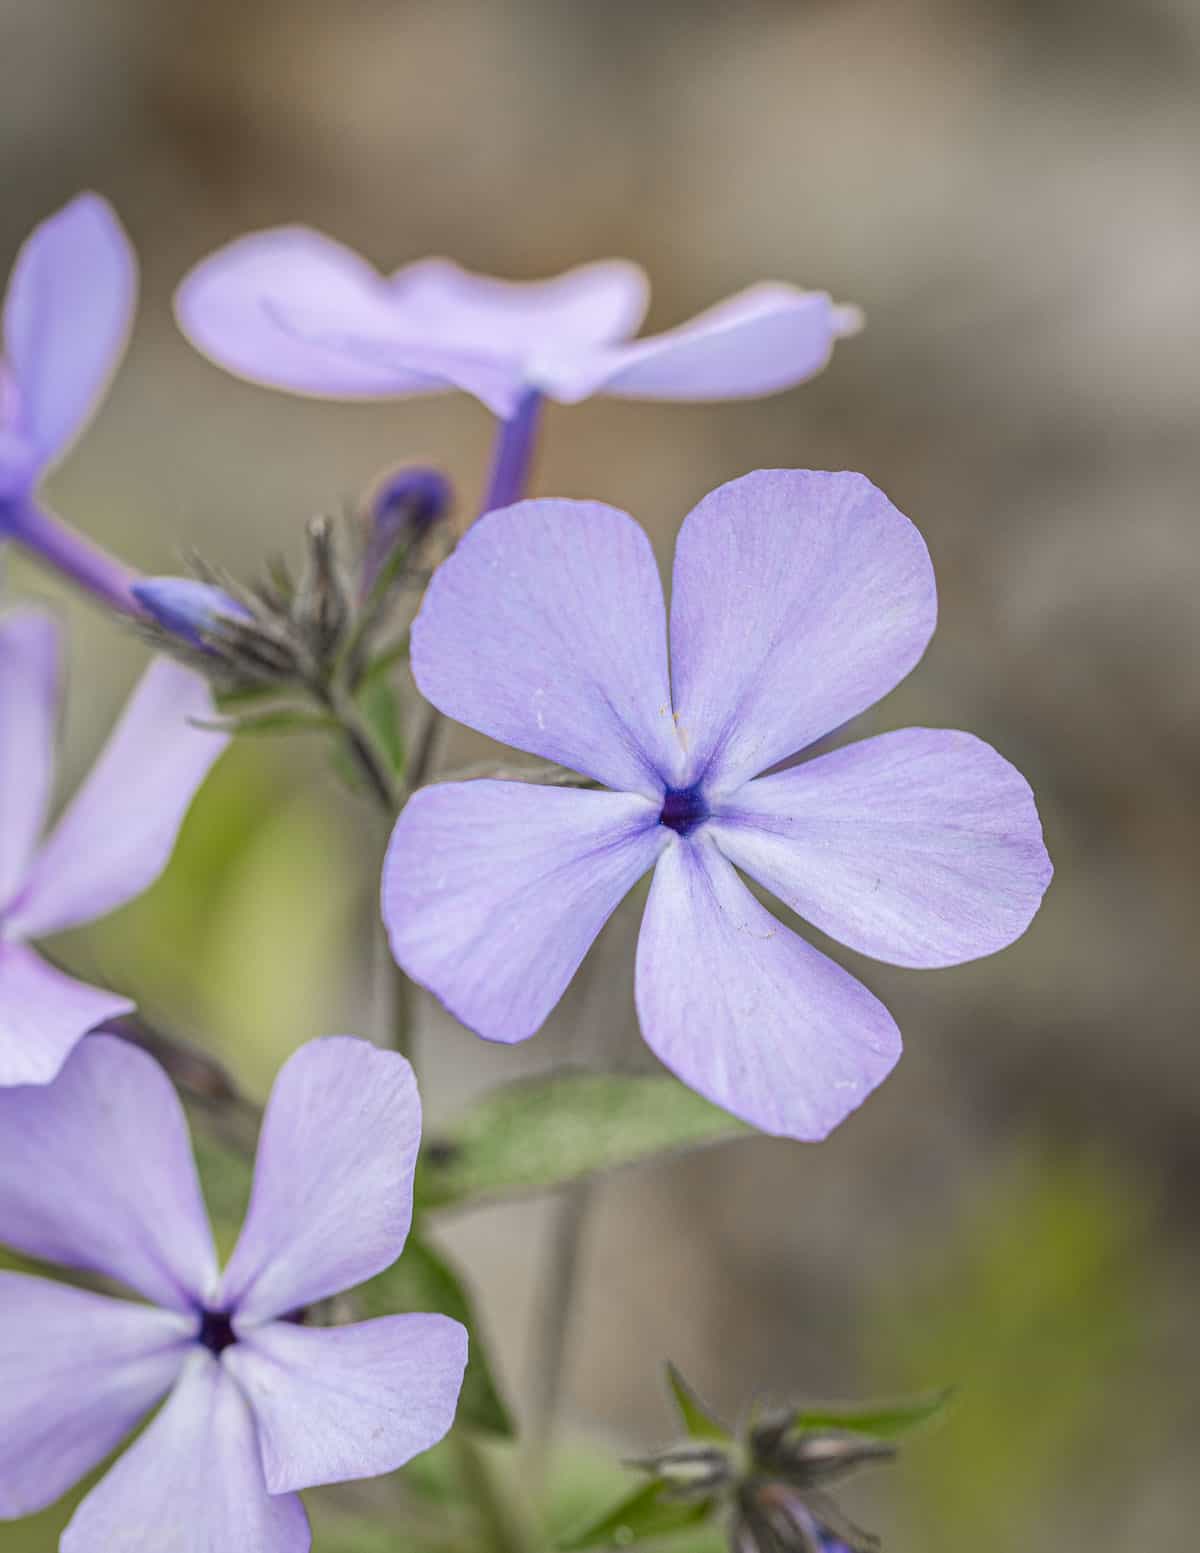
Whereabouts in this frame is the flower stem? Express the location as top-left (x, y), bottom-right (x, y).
top-left (481, 390), bottom-right (543, 515)
top-left (451, 1432), bottom-right (540, 1553)
top-left (4, 497), bottom-right (143, 617)
top-left (526, 1180), bottom-right (593, 1489)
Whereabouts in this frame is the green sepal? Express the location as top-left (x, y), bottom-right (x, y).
top-left (778, 1386), bottom-right (954, 1440)
top-left (664, 1362), bottom-right (731, 1443)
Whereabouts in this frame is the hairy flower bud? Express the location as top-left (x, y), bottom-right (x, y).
top-left (132, 576), bottom-right (252, 647)
top-left (360, 466), bottom-right (452, 598)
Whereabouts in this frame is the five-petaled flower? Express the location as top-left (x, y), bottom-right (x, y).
top-left (382, 470), bottom-right (1052, 1140)
top-left (0, 1033), bottom-right (467, 1550)
top-left (175, 229), bottom-right (860, 422)
top-left (0, 609), bottom-right (227, 1085)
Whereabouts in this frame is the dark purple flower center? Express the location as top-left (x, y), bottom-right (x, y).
top-left (659, 783), bottom-right (709, 837)
top-left (198, 1309), bottom-right (238, 1355)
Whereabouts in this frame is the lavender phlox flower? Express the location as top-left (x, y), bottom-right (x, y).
top-left (176, 230), bottom-right (861, 421)
top-left (382, 470), bottom-right (1052, 1140)
top-left (0, 609), bottom-right (227, 1085)
top-left (0, 194), bottom-right (141, 613)
top-left (0, 1033), bottom-right (467, 1550)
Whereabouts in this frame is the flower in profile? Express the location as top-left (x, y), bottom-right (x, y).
top-left (0, 1032), bottom-right (467, 1550)
top-left (382, 470), bottom-right (1052, 1139)
top-left (0, 193), bottom-right (143, 614)
top-left (0, 610), bottom-right (227, 1085)
top-left (0, 193), bottom-right (134, 513)
top-left (176, 229), bottom-right (860, 421)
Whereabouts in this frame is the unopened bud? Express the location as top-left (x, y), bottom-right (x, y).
top-left (361, 467), bottom-right (452, 596)
top-left (132, 577), bottom-right (251, 646)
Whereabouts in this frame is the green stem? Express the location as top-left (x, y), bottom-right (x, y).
top-left (452, 1431), bottom-right (539, 1553)
top-left (526, 1180), bottom-right (593, 1489)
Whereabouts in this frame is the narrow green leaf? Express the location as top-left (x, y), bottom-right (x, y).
top-left (357, 1235), bottom-right (514, 1438)
top-left (558, 1478), bottom-right (716, 1551)
top-left (664, 1363), bottom-right (730, 1442)
top-left (785, 1387), bottom-right (954, 1439)
top-left (417, 1072), bottom-right (748, 1213)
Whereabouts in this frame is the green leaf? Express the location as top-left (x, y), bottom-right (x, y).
top-left (784, 1387), bottom-right (954, 1439)
top-left (664, 1363), bottom-right (730, 1442)
top-left (557, 1478), bottom-right (716, 1551)
top-left (357, 1235), bottom-right (514, 1438)
top-left (417, 1072), bottom-right (749, 1213)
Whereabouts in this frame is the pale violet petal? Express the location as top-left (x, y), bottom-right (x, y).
top-left (635, 835), bottom-right (901, 1140)
top-left (384, 782), bottom-right (665, 1043)
top-left (0, 942), bottom-right (132, 1087)
top-left (225, 1314), bottom-right (467, 1492)
top-left (219, 1038), bottom-right (421, 1322)
top-left (0, 1273), bottom-right (191, 1520)
top-left (411, 499), bottom-right (684, 798)
top-left (9, 659), bottom-right (228, 940)
top-left (0, 608), bottom-right (60, 911)
top-left (668, 470), bottom-right (936, 793)
top-left (711, 729), bottom-right (1053, 968)
top-left (0, 1033), bottom-right (218, 1309)
top-left (61, 1350), bottom-right (310, 1553)
top-left (2, 194), bottom-right (135, 470)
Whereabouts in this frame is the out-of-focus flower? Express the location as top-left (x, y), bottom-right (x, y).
top-left (0, 195), bottom-right (142, 614)
top-left (0, 1033), bottom-right (467, 1550)
top-left (383, 470), bottom-right (1052, 1140)
top-left (176, 230), bottom-right (861, 421)
top-left (0, 610), bottom-right (227, 1085)
top-left (361, 467), bottom-right (453, 598)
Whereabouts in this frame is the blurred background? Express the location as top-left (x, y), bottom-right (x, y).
top-left (2, 0), bottom-right (1198, 1548)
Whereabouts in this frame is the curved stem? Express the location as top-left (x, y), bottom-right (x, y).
top-left (4, 496), bottom-right (143, 617)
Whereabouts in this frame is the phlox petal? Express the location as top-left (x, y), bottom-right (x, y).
top-left (0, 942), bottom-right (132, 1087)
top-left (385, 781), bottom-right (664, 1043)
top-left (548, 284), bottom-right (853, 404)
top-left (8, 658), bottom-right (228, 940)
top-left (2, 194), bottom-right (135, 472)
top-left (61, 1350), bottom-right (310, 1553)
top-left (0, 1034), bottom-right (219, 1309)
top-left (635, 836), bottom-right (901, 1140)
top-left (0, 608), bottom-right (59, 910)
top-left (669, 470), bottom-right (936, 793)
top-left (412, 499), bottom-right (684, 798)
top-left (219, 1038), bottom-right (421, 1321)
top-left (711, 728), bottom-right (1054, 968)
top-left (225, 1314), bottom-right (467, 1493)
top-left (0, 1274), bottom-right (191, 1520)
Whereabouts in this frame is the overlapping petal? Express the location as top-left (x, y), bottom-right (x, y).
top-left (175, 227), bottom-right (441, 399)
top-left (388, 256), bottom-right (649, 354)
top-left (412, 500), bottom-right (683, 798)
top-left (0, 608), bottom-right (59, 909)
top-left (8, 659), bottom-right (227, 940)
top-left (0, 1273), bottom-right (191, 1520)
top-left (219, 1038), bottom-right (421, 1322)
top-left (61, 1350), bottom-right (311, 1553)
top-left (547, 285), bottom-right (857, 404)
top-left (711, 729), bottom-right (1053, 968)
top-left (226, 1315), bottom-right (468, 1493)
top-left (2, 193), bottom-right (135, 471)
top-left (0, 1034), bottom-right (218, 1309)
top-left (635, 835), bottom-right (901, 1139)
top-left (0, 942), bottom-right (132, 1087)
top-left (668, 470), bottom-right (936, 793)
top-left (385, 781), bottom-right (665, 1043)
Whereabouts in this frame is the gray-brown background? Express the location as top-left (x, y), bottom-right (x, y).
top-left (3, 2), bottom-right (1197, 1549)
